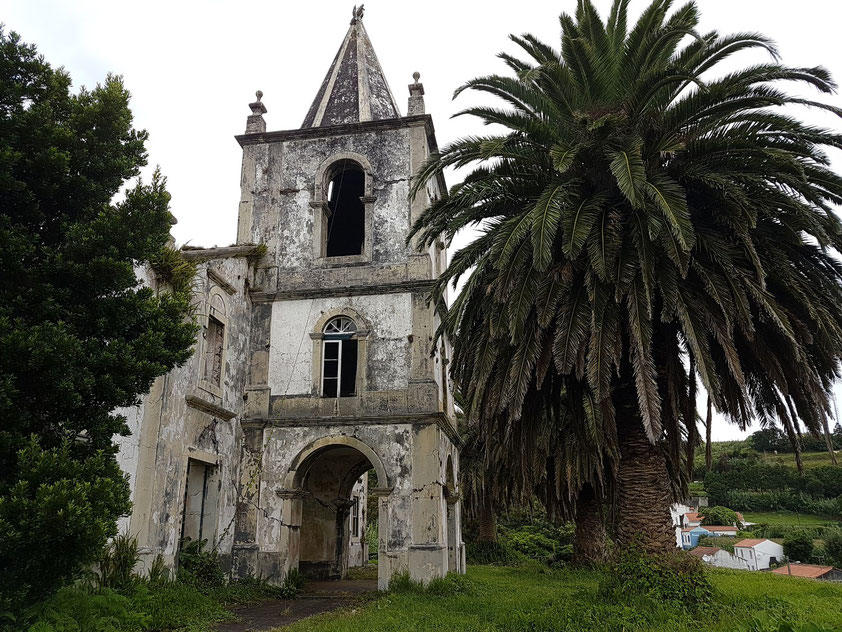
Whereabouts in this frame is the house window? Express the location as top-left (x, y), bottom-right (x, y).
top-left (325, 161), bottom-right (364, 257)
top-left (204, 316), bottom-right (225, 386)
top-left (351, 496), bottom-right (360, 537)
top-left (321, 316), bottom-right (358, 397)
top-left (181, 459), bottom-right (219, 545)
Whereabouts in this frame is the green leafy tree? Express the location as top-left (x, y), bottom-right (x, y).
top-left (700, 506), bottom-right (738, 527)
top-left (0, 29), bottom-right (196, 614)
top-left (410, 0), bottom-right (842, 554)
top-left (783, 531), bottom-right (815, 563)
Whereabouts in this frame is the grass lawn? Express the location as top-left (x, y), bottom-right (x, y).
top-left (759, 451), bottom-right (840, 469)
top-left (742, 511), bottom-right (841, 527)
top-left (279, 564), bottom-right (842, 632)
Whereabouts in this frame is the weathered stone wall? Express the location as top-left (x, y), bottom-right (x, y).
top-left (114, 253), bottom-right (254, 572)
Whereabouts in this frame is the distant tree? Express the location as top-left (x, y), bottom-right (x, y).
top-left (749, 428), bottom-right (788, 453)
top-left (825, 530), bottom-right (842, 568)
top-left (783, 531), bottom-right (814, 563)
top-left (0, 29), bottom-right (196, 614)
top-left (701, 506), bottom-right (738, 527)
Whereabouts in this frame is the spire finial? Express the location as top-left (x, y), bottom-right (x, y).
top-left (246, 90), bottom-right (267, 133)
top-left (351, 4), bottom-right (365, 24)
top-left (408, 71), bottom-right (425, 116)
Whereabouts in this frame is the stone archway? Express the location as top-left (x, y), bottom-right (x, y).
top-left (284, 436), bottom-right (391, 583)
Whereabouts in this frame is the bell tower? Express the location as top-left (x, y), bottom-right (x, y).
top-left (231, 8), bottom-right (463, 588)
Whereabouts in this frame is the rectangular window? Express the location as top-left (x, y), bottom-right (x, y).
top-left (321, 339), bottom-right (357, 397)
top-left (351, 496), bottom-right (360, 537)
top-left (204, 316), bottom-right (225, 386)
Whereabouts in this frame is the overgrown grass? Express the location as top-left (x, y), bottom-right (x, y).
top-left (280, 565), bottom-right (842, 632)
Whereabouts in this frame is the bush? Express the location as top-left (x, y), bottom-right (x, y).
top-left (22, 586), bottom-right (150, 632)
top-left (783, 531), bottom-right (814, 563)
top-left (96, 533), bottom-right (140, 592)
top-left (701, 506), bottom-right (739, 526)
top-left (600, 546), bottom-right (713, 609)
top-left (177, 538), bottom-right (225, 588)
top-left (823, 530), bottom-right (842, 567)
top-left (465, 540), bottom-right (521, 565)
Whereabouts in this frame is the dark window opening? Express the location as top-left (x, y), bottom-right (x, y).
top-left (321, 316), bottom-right (358, 397)
top-left (204, 316), bottom-right (224, 385)
top-left (326, 163), bottom-right (365, 257)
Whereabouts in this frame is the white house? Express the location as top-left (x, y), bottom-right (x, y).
top-left (734, 539), bottom-right (785, 570)
top-left (689, 546), bottom-right (749, 570)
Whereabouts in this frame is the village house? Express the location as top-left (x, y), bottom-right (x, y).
top-left (688, 546), bottom-right (749, 570)
top-left (772, 564), bottom-right (842, 581)
top-left (733, 539), bottom-right (785, 571)
top-left (680, 525), bottom-right (739, 549)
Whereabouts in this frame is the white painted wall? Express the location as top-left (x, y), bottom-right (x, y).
top-left (701, 549), bottom-right (750, 570)
top-left (735, 541), bottom-right (784, 570)
top-left (269, 293), bottom-right (413, 396)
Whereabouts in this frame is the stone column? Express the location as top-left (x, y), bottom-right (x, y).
top-left (407, 423), bottom-right (447, 584)
top-left (231, 425), bottom-right (264, 578)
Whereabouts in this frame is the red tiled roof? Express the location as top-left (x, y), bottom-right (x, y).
top-left (704, 525), bottom-right (737, 532)
top-left (689, 546), bottom-right (721, 557)
top-left (772, 564), bottom-right (834, 579)
top-left (685, 512), bottom-right (702, 522)
top-left (734, 539), bottom-right (767, 548)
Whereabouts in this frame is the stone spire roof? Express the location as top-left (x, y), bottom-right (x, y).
top-left (301, 7), bottom-right (401, 128)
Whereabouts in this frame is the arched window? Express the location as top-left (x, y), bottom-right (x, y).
top-left (321, 316), bottom-right (358, 397)
top-left (325, 161), bottom-right (365, 257)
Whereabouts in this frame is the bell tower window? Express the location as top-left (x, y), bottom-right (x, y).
top-left (325, 161), bottom-right (365, 257)
top-left (321, 316), bottom-right (358, 397)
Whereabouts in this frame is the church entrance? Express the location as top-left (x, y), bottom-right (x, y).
top-left (292, 443), bottom-right (380, 581)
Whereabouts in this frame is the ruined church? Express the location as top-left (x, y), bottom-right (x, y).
top-left (115, 9), bottom-right (463, 589)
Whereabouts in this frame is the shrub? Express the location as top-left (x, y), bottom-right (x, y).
top-left (600, 546), bottom-right (713, 609)
top-left (177, 538), bottom-right (225, 588)
top-left (282, 567), bottom-right (307, 596)
top-left (701, 506), bottom-right (739, 526)
top-left (22, 586), bottom-right (150, 632)
top-left (783, 531), bottom-right (814, 563)
top-left (465, 540), bottom-right (521, 565)
top-left (96, 534), bottom-right (140, 592)
top-left (389, 571), bottom-right (473, 596)
top-left (823, 530), bottom-right (842, 567)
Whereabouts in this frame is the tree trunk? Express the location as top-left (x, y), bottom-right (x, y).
top-left (477, 492), bottom-right (497, 543)
top-left (780, 405), bottom-right (804, 474)
top-left (616, 415), bottom-right (676, 554)
top-left (705, 396), bottom-right (713, 471)
top-left (573, 483), bottom-right (606, 565)
top-left (820, 414), bottom-right (839, 466)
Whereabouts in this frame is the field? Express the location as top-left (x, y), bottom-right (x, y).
top-left (280, 565), bottom-right (842, 632)
top-left (742, 511), bottom-right (840, 527)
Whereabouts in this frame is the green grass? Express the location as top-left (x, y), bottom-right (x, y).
top-left (279, 564), bottom-right (842, 632)
top-left (742, 511), bottom-right (841, 527)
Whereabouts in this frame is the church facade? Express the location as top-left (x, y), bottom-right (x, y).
top-left (115, 11), bottom-right (463, 590)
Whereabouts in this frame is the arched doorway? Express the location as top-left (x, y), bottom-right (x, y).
top-left (286, 438), bottom-right (389, 581)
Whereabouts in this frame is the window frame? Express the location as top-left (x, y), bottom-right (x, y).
top-left (311, 153), bottom-right (376, 266)
top-left (309, 309), bottom-right (370, 399)
top-left (320, 316), bottom-right (358, 398)
top-left (199, 287), bottom-right (229, 398)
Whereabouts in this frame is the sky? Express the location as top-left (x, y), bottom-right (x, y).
top-left (4, 0), bottom-right (842, 441)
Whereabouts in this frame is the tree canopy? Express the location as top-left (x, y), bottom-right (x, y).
top-left (0, 28), bottom-right (196, 613)
top-left (411, 0), bottom-right (842, 552)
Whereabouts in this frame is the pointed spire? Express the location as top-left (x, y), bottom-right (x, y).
top-left (301, 9), bottom-right (401, 128)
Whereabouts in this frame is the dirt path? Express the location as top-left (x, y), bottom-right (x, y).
top-left (216, 579), bottom-right (377, 631)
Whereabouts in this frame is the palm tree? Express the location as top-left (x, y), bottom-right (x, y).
top-left (411, 0), bottom-right (842, 553)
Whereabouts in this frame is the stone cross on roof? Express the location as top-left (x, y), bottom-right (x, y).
top-left (301, 8), bottom-right (401, 128)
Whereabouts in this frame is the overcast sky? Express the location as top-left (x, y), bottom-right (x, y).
top-left (4, 0), bottom-right (842, 442)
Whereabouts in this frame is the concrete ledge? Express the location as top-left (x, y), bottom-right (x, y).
top-left (185, 394), bottom-right (237, 420)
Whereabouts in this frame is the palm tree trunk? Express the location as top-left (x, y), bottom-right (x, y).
top-left (820, 414), bottom-right (839, 466)
top-left (780, 405), bottom-right (804, 473)
top-left (573, 483), bottom-right (606, 565)
top-left (477, 492), bottom-right (497, 543)
top-left (705, 397), bottom-right (713, 471)
top-left (616, 415), bottom-right (676, 554)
